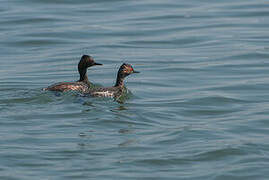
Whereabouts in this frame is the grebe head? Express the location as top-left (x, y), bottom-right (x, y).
top-left (78, 55), bottom-right (102, 70)
top-left (118, 63), bottom-right (139, 78)
top-left (78, 55), bottom-right (102, 82)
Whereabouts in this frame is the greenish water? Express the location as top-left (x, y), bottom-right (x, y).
top-left (1, 0), bottom-right (269, 179)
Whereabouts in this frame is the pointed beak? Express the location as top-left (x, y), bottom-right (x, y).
top-left (94, 62), bottom-right (103, 66)
top-left (133, 70), bottom-right (140, 73)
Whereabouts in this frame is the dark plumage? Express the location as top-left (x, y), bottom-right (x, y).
top-left (44, 55), bottom-right (102, 93)
top-left (87, 63), bottom-right (139, 98)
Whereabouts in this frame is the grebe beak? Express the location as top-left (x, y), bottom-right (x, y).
top-left (94, 62), bottom-right (103, 66)
top-left (133, 70), bottom-right (140, 73)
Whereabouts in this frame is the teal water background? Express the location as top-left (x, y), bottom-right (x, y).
top-left (1, 0), bottom-right (269, 179)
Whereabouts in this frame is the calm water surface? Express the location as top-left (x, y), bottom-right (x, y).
top-left (1, 0), bottom-right (269, 179)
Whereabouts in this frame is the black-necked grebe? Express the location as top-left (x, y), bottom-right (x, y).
top-left (88, 63), bottom-right (139, 98)
top-left (44, 55), bottom-right (102, 93)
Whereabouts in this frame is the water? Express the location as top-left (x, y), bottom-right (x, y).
top-left (1, 0), bottom-right (269, 179)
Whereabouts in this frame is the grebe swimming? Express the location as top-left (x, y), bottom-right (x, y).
top-left (87, 63), bottom-right (139, 99)
top-left (45, 55), bottom-right (102, 93)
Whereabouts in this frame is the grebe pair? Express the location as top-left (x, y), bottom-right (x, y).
top-left (45, 55), bottom-right (139, 98)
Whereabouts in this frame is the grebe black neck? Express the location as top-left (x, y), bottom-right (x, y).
top-left (44, 54), bottom-right (102, 92)
top-left (78, 55), bottom-right (102, 82)
top-left (114, 63), bottom-right (139, 87)
top-left (87, 63), bottom-right (139, 101)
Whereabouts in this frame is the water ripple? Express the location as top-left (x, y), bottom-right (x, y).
top-left (1, 0), bottom-right (269, 179)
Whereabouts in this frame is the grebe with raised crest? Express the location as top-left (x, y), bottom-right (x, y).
top-left (87, 63), bottom-right (139, 99)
